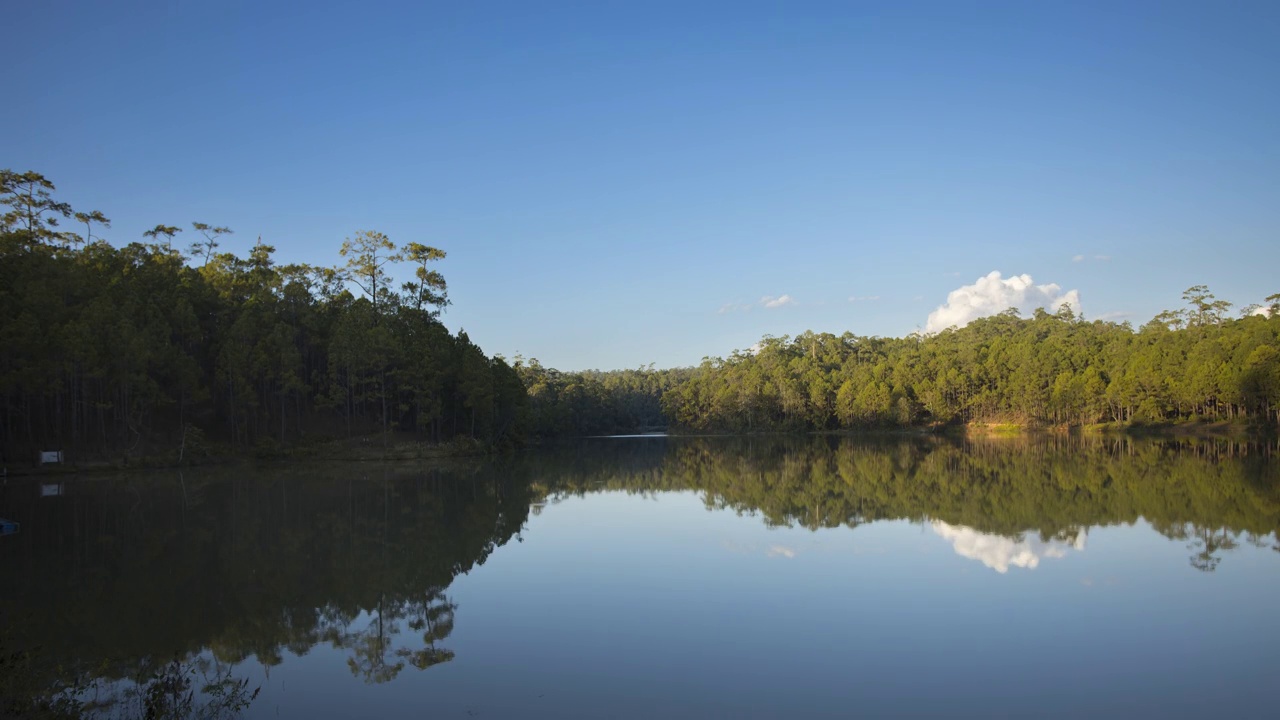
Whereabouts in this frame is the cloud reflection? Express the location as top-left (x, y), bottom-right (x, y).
top-left (931, 522), bottom-right (1086, 573)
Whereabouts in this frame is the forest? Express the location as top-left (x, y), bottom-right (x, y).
top-left (1, 170), bottom-right (530, 462)
top-left (658, 291), bottom-right (1280, 433)
top-left (2, 169), bottom-right (1278, 464)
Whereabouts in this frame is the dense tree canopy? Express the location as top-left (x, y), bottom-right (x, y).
top-left (659, 303), bottom-right (1280, 433)
top-left (518, 298), bottom-right (1280, 436)
top-left (3, 169), bottom-right (1276, 458)
top-left (1, 171), bottom-right (527, 462)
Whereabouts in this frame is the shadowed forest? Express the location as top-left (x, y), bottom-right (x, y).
top-left (3, 171), bottom-right (1278, 464)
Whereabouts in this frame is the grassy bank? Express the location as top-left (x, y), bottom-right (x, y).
top-left (960, 418), bottom-right (1274, 439)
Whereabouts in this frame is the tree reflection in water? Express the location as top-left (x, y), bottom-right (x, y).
top-left (1, 435), bottom-right (1277, 703)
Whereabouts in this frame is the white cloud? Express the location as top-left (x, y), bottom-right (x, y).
top-left (1094, 254), bottom-right (1111, 261)
top-left (719, 295), bottom-right (799, 313)
top-left (924, 271), bottom-right (1081, 333)
top-left (1095, 311), bottom-right (1131, 321)
top-left (721, 540), bottom-right (798, 559)
top-left (1072, 255), bottom-right (1085, 262)
top-left (932, 522), bottom-right (1087, 573)
top-left (1250, 306), bottom-right (1272, 318)
top-left (848, 295), bottom-right (881, 302)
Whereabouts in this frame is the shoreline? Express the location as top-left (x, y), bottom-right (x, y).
top-left (6, 420), bottom-right (1274, 478)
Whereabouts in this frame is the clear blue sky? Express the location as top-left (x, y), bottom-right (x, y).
top-left (8, 0), bottom-right (1279, 370)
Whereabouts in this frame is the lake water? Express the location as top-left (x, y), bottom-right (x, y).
top-left (3, 436), bottom-right (1279, 718)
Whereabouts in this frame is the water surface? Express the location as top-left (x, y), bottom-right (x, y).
top-left (3, 436), bottom-right (1279, 718)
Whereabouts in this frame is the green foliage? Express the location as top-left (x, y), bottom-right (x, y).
top-left (661, 296), bottom-right (1280, 433)
top-left (513, 359), bottom-right (691, 437)
top-left (188, 223), bottom-right (232, 266)
top-left (0, 170), bottom-right (527, 462)
top-left (400, 242), bottom-right (449, 313)
top-left (0, 170), bottom-right (74, 246)
top-left (4, 169), bottom-right (1275, 449)
top-left (142, 224), bottom-right (183, 253)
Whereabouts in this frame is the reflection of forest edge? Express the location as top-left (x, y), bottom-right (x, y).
top-left (1, 435), bottom-right (1277, 691)
top-left (2, 462), bottom-right (529, 695)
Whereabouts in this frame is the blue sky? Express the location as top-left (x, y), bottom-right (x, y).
top-left (8, 0), bottom-right (1279, 369)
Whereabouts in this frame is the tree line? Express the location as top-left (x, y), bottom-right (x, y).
top-left (506, 288), bottom-right (1280, 436)
top-left (658, 290), bottom-right (1280, 433)
top-left (3, 168), bottom-right (1277, 459)
top-left (1, 170), bottom-right (529, 462)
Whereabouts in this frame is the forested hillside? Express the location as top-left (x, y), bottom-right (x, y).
top-left (513, 360), bottom-right (692, 436)
top-left (1, 170), bottom-right (527, 461)
top-left (3, 169), bottom-right (1277, 464)
top-left (519, 288), bottom-right (1280, 436)
top-left (662, 296), bottom-right (1280, 432)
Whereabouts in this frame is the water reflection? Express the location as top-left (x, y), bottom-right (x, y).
top-left (0, 465), bottom-right (531, 708)
top-left (931, 522), bottom-right (1087, 573)
top-left (324, 586), bottom-right (458, 684)
top-left (542, 437), bottom-right (1277, 529)
top-left (0, 435), bottom-right (1277, 713)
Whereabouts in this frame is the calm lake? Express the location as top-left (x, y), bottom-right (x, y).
top-left (3, 436), bottom-right (1280, 718)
